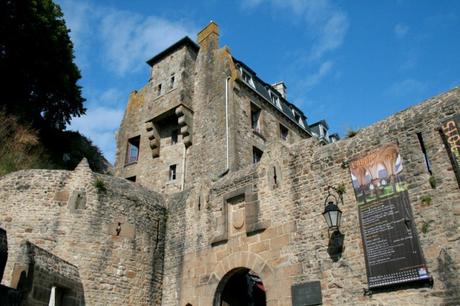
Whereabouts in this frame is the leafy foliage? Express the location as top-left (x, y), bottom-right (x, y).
top-left (94, 178), bottom-right (107, 193)
top-left (0, 111), bottom-right (53, 176)
top-left (346, 128), bottom-right (359, 138)
top-left (0, 111), bottom-right (110, 176)
top-left (0, 0), bottom-right (85, 130)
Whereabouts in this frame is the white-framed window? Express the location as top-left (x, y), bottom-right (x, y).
top-left (269, 90), bottom-right (281, 109)
top-left (240, 68), bottom-right (255, 88)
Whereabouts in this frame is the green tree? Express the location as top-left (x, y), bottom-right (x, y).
top-left (0, 0), bottom-right (85, 130)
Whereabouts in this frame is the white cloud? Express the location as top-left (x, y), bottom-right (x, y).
top-left (245, 0), bottom-right (349, 61)
top-left (394, 23), bottom-right (409, 39)
top-left (302, 61), bottom-right (334, 91)
top-left (386, 78), bottom-right (425, 97)
top-left (56, 0), bottom-right (197, 75)
top-left (69, 106), bottom-right (124, 163)
top-left (100, 12), bottom-right (196, 75)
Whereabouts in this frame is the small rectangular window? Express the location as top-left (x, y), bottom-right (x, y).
top-left (170, 74), bottom-right (175, 89)
top-left (171, 129), bottom-right (178, 145)
top-left (157, 83), bottom-right (162, 96)
top-left (417, 132), bottom-right (432, 174)
top-left (251, 103), bottom-right (261, 132)
top-left (126, 136), bottom-right (140, 164)
top-left (280, 124), bottom-right (288, 141)
top-left (169, 164), bottom-right (177, 181)
top-left (253, 147), bottom-right (263, 164)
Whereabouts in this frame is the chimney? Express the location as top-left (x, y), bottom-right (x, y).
top-left (197, 21), bottom-right (219, 50)
top-left (272, 81), bottom-right (287, 99)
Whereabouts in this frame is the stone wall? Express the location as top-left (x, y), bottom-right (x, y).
top-left (0, 159), bottom-right (167, 305)
top-left (114, 44), bottom-right (197, 193)
top-left (231, 82), bottom-right (307, 169)
top-left (15, 241), bottom-right (83, 306)
top-left (162, 87), bottom-right (460, 305)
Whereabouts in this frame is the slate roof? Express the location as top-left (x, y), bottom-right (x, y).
top-left (146, 37), bottom-right (199, 67)
top-left (233, 59), bottom-right (311, 135)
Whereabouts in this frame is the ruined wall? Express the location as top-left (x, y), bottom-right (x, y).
top-left (162, 87), bottom-right (460, 305)
top-left (0, 159), bottom-right (167, 305)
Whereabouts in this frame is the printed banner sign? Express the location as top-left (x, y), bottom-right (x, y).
top-left (440, 115), bottom-right (460, 187)
top-left (349, 143), bottom-right (430, 289)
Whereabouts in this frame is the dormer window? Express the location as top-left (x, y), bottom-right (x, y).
top-left (293, 111), bottom-right (306, 128)
top-left (269, 91), bottom-right (282, 109)
top-left (240, 68), bottom-right (255, 88)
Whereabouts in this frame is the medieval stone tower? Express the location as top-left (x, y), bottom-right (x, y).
top-left (114, 22), bottom-right (316, 193)
top-left (0, 22), bottom-right (459, 306)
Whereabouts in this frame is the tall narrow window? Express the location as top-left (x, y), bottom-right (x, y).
top-left (157, 83), bottom-right (162, 96)
top-left (251, 103), bottom-right (261, 132)
top-left (169, 164), bottom-right (177, 181)
top-left (170, 74), bottom-right (175, 89)
top-left (171, 129), bottom-right (178, 145)
top-left (280, 124), bottom-right (289, 141)
top-left (126, 136), bottom-right (140, 164)
top-left (417, 132), bottom-right (432, 174)
top-left (253, 147), bottom-right (263, 164)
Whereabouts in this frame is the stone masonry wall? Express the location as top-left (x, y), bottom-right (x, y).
top-left (115, 44), bottom-right (197, 193)
top-left (162, 87), bottom-right (459, 305)
top-left (232, 81), bottom-right (306, 169)
top-left (0, 159), bottom-right (167, 305)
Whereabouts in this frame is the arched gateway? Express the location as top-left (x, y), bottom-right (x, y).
top-left (213, 267), bottom-right (266, 306)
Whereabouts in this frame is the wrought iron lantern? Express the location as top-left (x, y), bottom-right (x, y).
top-left (322, 186), bottom-right (342, 233)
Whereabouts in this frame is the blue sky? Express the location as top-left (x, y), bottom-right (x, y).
top-left (56, 0), bottom-right (460, 163)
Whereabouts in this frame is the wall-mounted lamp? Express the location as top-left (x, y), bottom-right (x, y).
top-left (322, 186), bottom-right (345, 261)
top-left (322, 186), bottom-right (343, 234)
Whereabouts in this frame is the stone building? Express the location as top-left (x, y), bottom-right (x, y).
top-left (1, 22), bottom-right (459, 305)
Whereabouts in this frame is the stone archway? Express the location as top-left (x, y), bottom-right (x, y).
top-left (213, 267), bottom-right (266, 306)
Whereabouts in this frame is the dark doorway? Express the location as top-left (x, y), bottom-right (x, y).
top-left (214, 268), bottom-right (266, 306)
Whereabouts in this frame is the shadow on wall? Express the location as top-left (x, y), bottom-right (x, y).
top-left (438, 248), bottom-right (460, 304)
top-left (0, 229), bottom-right (85, 306)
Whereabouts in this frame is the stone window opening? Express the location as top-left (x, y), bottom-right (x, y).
top-left (169, 164), bottom-right (177, 181)
top-left (171, 129), bottom-right (178, 145)
top-left (253, 147), bottom-right (263, 164)
top-left (116, 222), bottom-right (122, 236)
top-left (280, 124), bottom-right (288, 141)
top-left (416, 132), bottom-right (432, 174)
top-left (126, 176), bottom-right (136, 182)
top-left (251, 103), bottom-right (262, 133)
top-left (157, 83), bottom-right (162, 96)
top-left (48, 285), bottom-right (69, 306)
top-left (273, 166), bottom-right (278, 186)
top-left (125, 136), bottom-right (140, 165)
top-left (170, 74), bottom-right (175, 89)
